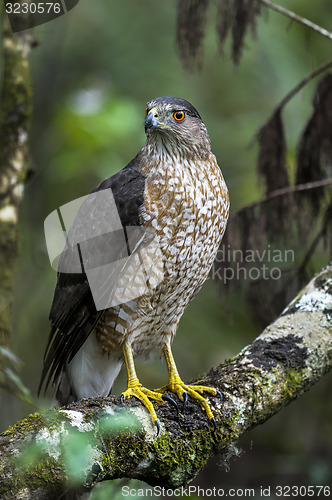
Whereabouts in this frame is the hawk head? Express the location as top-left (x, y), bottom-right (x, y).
top-left (144, 96), bottom-right (211, 156)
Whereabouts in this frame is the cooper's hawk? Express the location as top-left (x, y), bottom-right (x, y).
top-left (39, 96), bottom-right (229, 429)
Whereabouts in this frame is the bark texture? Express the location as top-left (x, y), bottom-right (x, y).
top-left (0, 14), bottom-right (31, 350)
top-left (0, 265), bottom-right (331, 499)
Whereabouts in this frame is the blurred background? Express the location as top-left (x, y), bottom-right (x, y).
top-left (2, 0), bottom-right (332, 497)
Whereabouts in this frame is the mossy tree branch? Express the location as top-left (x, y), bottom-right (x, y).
top-left (0, 265), bottom-right (331, 499)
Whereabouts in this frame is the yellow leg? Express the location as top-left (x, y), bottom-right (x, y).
top-left (121, 341), bottom-right (165, 426)
top-left (155, 343), bottom-right (220, 423)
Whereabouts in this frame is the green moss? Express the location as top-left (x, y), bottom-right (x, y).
top-left (3, 412), bottom-right (45, 437)
top-left (0, 25), bottom-right (32, 130)
top-left (1, 417), bottom-right (67, 497)
top-left (157, 429), bottom-right (219, 486)
top-left (23, 456), bottom-right (64, 490)
top-left (96, 420), bottom-right (217, 489)
top-left (1, 453), bottom-right (65, 497)
top-left (151, 430), bottom-right (213, 486)
top-left (283, 369), bottom-right (303, 398)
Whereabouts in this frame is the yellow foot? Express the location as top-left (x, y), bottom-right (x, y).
top-left (155, 379), bottom-right (222, 425)
top-left (121, 342), bottom-right (179, 433)
top-left (121, 383), bottom-right (165, 425)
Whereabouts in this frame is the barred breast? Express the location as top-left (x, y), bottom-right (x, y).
top-left (95, 151), bottom-right (229, 357)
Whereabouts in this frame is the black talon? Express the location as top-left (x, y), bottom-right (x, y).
top-left (120, 394), bottom-right (124, 403)
top-left (162, 394), bottom-right (178, 410)
top-left (155, 419), bottom-right (161, 436)
top-left (215, 389), bottom-right (223, 402)
top-left (181, 391), bottom-right (188, 410)
top-left (211, 417), bottom-right (217, 431)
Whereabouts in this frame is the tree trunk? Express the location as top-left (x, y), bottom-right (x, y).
top-left (0, 11), bottom-right (31, 392)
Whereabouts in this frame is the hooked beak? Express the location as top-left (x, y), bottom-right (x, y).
top-left (145, 111), bottom-right (160, 133)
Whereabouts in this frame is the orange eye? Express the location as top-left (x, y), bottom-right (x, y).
top-left (173, 110), bottom-right (185, 121)
top-left (145, 107), bottom-right (149, 116)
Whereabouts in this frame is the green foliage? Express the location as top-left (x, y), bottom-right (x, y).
top-left (51, 94), bottom-right (144, 181)
top-left (17, 439), bottom-right (45, 470)
top-left (0, 346), bottom-right (33, 404)
top-left (9, 409), bottom-right (141, 494)
top-left (97, 410), bottom-right (140, 435)
top-left (63, 429), bottom-right (95, 483)
top-left (58, 411), bottom-right (140, 484)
